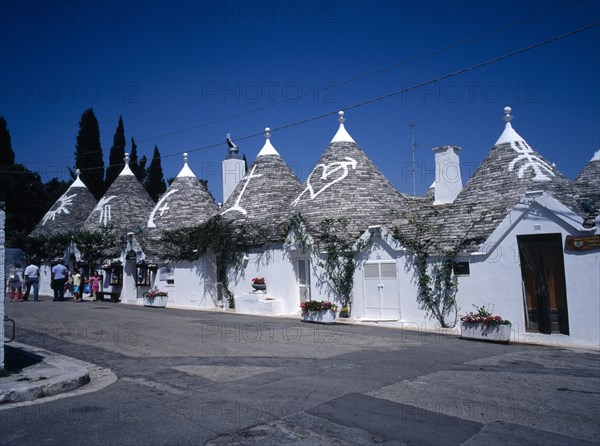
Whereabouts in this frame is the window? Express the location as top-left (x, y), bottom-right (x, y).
top-left (453, 262), bottom-right (470, 276)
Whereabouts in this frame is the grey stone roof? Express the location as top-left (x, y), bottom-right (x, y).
top-left (83, 166), bottom-right (155, 234)
top-left (221, 146), bottom-right (303, 242)
top-left (441, 135), bottom-right (579, 252)
top-left (147, 176), bottom-right (217, 231)
top-left (31, 177), bottom-right (97, 237)
top-left (291, 139), bottom-right (406, 241)
top-left (574, 152), bottom-right (600, 212)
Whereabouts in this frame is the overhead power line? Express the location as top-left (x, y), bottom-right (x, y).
top-left (3, 20), bottom-right (599, 175)
top-left (13, 0), bottom-right (586, 169)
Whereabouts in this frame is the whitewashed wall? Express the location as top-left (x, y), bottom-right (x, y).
top-left (121, 255), bottom-right (218, 309)
top-left (457, 204), bottom-right (600, 347)
top-left (38, 262), bottom-right (53, 297)
top-left (229, 244), bottom-right (301, 314)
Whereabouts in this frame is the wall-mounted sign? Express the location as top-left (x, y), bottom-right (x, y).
top-left (565, 235), bottom-right (600, 251)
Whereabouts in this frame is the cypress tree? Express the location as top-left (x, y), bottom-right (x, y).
top-left (105, 115), bottom-right (126, 187)
top-left (75, 108), bottom-right (104, 198)
top-left (0, 116), bottom-right (15, 165)
top-left (145, 145), bottom-right (166, 202)
top-left (129, 137), bottom-right (147, 182)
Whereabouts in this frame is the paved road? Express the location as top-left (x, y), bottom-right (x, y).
top-left (1, 298), bottom-right (599, 445)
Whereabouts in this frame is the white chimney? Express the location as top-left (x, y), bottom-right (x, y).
top-left (433, 145), bottom-right (462, 205)
top-left (222, 133), bottom-right (246, 204)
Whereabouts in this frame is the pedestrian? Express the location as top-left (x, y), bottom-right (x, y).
top-left (89, 271), bottom-right (101, 301)
top-left (72, 269), bottom-right (82, 302)
top-left (8, 264), bottom-right (23, 302)
top-left (23, 260), bottom-right (40, 302)
top-left (51, 260), bottom-right (68, 302)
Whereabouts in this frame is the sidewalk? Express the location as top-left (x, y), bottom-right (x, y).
top-left (0, 341), bottom-right (116, 408)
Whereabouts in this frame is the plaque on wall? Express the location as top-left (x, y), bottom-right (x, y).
top-left (565, 235), bottom-right (600, 252)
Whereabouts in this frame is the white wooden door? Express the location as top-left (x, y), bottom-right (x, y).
top-left (363, 261), bottom-right (400, 320)
top-left (296, 258), bottom-right (311, 302)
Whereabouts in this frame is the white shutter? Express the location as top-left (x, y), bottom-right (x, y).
top-left (364, 263), bottom-right (379, 278)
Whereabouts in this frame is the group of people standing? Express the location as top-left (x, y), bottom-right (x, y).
top-left (51, 262), bottom-right (102, 302)
top-left (7, 261), bottom-right (40, 302)
top-left (6, 260), bottom-right (102, 302)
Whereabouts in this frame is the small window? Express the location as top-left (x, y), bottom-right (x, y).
top-left (453, 262), bottom-right (470, 276)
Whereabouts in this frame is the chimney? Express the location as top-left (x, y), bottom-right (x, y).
top-left (433, 145), bottom-right (462, 205)
top-left (222, 133), bottom-right (246, 204)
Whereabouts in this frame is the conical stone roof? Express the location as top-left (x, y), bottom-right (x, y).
top-left (83, 155), bottom-right (155, 233)
top-left (443, 107), bottom-right (578, 250)
top-left (221, 129), bottom-right (302, 242)
top-left (291, 112), bottom-right (406, 240)
top-left (574, 150), bottom-right (600, 211)
top-left (147, 153), bottom-right (217, 231)
top-left (31, 171), bottom-right (97, 236)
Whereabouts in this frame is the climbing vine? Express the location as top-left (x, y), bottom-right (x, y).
top-left (288, 214), bottom-right (372, 313)
top-left (161, 215), bottom-right (267, 307)
top-left (392, 211), bottom-right (460, 328)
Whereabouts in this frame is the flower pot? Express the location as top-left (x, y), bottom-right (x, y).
top-left (143, 295), bottom-right (168, 308)
top-left (252, 284), bottom-right (266, 291)
top-left (460, 323), bottom-right (511, 343)
top-left (301, 309), bottom-right (336, 325)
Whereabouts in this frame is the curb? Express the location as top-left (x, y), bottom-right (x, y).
top-left (0, 342), bottom-right (116, 407)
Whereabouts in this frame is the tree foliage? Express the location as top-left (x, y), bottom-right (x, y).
top-left (0, 163), bottom-right (67, 247)
top-left (129, 137), bottom-right (147, 182)
top-left (75, 108), bottom-right (105, 199)
top-left (105, 115), bottom-right (126, 187)
top-left (0, 115), bottom-right (15, 165)
top-left (73, 228), bottom-right (119, 271)
top-left (145, 145), bottom-right (166, 202)
top-left (22, 232), bottom-right (74, 262)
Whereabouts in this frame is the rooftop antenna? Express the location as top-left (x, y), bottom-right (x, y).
top-left (409, 122), bottom-right (417, 196)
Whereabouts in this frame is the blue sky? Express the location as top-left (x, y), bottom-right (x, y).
top-left (1, 0), bottom-right (599, 203)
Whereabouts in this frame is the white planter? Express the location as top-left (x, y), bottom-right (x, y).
top-left (460, 323), bottom-right (511, 343)
top-left (143, 295), bottom-right (168, 308)
top-left (301, 310), bottom-right (337, 325)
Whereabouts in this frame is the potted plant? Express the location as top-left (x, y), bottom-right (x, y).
top-left (142, 288), bottom-right (169, 308)
top-left (460, 305), bottom-right (511, 343)
top-left (251, 277), bottom-right (266, 291)
top-left (300, 300), bottom-right (338, 324)
top-left (339, 306), bottom-right (350, 318)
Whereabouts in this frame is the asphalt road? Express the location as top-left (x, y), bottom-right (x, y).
top-left (1, 298), bottom-right (599, 445)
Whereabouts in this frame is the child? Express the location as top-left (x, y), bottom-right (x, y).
top-left (89, 271), bottom-right (101, 302)
top-left (72, 270), bottom-right (82, 302)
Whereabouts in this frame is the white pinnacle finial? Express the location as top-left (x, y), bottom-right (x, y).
top-left (75, 169), bottom-right (81, 177)
top-left (183, 152), bottom-right (188, 164)
top-left (331, 110), bottom-right (355, 143)
top-left (257, 127), bottom-right (279, 157)
top-left (124, 152), bottom-right (130, 165)
top-left (495, 105), bottom-right (525, 145)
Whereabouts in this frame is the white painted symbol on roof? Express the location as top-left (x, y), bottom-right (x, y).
top-left (147, 189), bottom-right (178, 228)
top-left (42, 193), bottom-right (77, 225)
top-left (292, 157), bottom-right (358, 206)
top-left (222, 165), bottom-right (262, 216)
top-left (508, 141), bottom-right (554, 181)
top-left (96, 195), bottom-right (117, 226)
